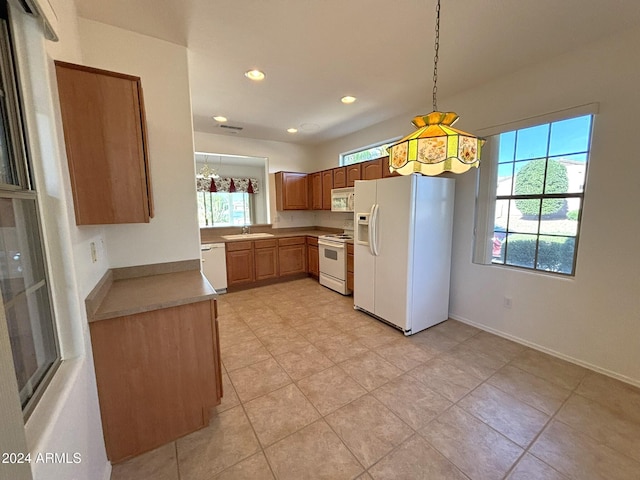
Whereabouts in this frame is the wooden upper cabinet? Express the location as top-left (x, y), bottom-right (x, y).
top-left (380, 156), bottom-right (399, 178)
top-left (322, 170), bottom-right (333, 210)
top-left (275, 172), bottom-right (308, 210)
top-left (333, 167), bottom-right (346, 188)
top-left (361, 158), bottom-right (383, 180)
top-left (346, 164), bottom-right (361, 187)
top-left (55, 61), bottom-right (153, 225)
top-left (309, 172), bottom-right (322, 210)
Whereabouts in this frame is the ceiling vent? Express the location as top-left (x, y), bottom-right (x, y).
top-left (219, 124), bottom-right (243, 131)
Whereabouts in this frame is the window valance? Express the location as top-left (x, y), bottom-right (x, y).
top-left (196, 177), bottom-right (260, 194)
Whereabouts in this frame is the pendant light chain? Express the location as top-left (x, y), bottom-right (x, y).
top-left (432, 0), bottom-right (441, 112)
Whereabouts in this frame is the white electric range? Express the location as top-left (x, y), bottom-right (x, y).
top-left (318, 232), bottom-right (353, 295)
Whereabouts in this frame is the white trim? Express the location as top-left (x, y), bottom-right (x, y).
top-left (24, 357), bottom-right (83, 453)
top-left (101, 462), bottom-right (112, 480)
top-left (15, 0), bottom-right (58, 41)
top-left (339, 137), bottom-right (400, 166)
top-left (449, 313), bottom-right (640, 389)
top-left (477, 102), bottom-right (599, 137)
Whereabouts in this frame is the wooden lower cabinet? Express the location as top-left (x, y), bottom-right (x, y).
top-left (90, 300), bottom-right (221, 463)
top-left (307, 236), bottom-right (319, 277)
top-left (226, 241), bottom-right (254, 287)
top-left (279, 237), bottom-right (307, 276)
top-left (254, 239), bottom-right (278, 280)
top-left (225, 236), bottom-right (314, 289)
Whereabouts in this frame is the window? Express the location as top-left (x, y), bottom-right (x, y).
top-left (0, 6), bottom-right (59, 417)
top-left (340, 140), bottom-right (397, 166)
top-left (197, 191), bottom-right (253, 227)
top-left (475, 112), bottom-right (594, 275)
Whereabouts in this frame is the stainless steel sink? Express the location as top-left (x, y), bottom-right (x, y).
top-left (221, 233), bottom-right (275, 240)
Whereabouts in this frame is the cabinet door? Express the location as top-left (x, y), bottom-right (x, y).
top-left (89, 301), bottom-right (218, 462)
top-left (333, 167), bottom-right (347, 188)
top-left (307, 245), bottom-right (319, 277)
top-left (380, 156), bottom-right (399, 178)
top-left (254, 246), bottom-right (278, 280)
top-left (322, 170), bottom-right (333, 210)
top-left (226, 248), bottom-right (254, 286)
top-left (346, 164), bottom-right (361, 187)
top-left (361, 158), bottom-right (382, 180)
top-left (275, 172), bottom-right (308, 210)
top-left (279, 237), bottom-right (307, 275)
top-left (55, 61), bottom-right (153, 225)
top-left (347, 243), bottom-right (354, 291)
top-left (309, 172), bottom-right (322, 210)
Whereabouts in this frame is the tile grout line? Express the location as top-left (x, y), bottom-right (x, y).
top-left (498, 367), bottom-right (589, 480)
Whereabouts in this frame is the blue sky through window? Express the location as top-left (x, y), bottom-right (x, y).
top-left (498, 115), bottom-right (592, 164)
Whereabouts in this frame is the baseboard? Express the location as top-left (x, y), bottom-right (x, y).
top-left (102, 461), bottom-right (111, 480)
top-left (449, 313), bottom-right (640, 389)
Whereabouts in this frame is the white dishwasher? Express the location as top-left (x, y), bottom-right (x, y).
top-left (201, 243), bottom-right (227, 293)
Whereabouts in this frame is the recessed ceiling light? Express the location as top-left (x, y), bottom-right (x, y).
top-left (245, 69), bottom-right (266, 81)
top-left (287, 128), bottom-right (298, 134)
top-left (341, 95), bottom-right (357, 104)
top-left (213, 116), bottom-right (228, 122)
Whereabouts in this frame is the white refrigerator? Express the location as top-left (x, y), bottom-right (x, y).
top-left (354, 174), bottom-right (455, 335)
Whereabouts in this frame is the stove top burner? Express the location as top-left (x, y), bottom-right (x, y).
top-left (319, 232), bottom-right (354, 243)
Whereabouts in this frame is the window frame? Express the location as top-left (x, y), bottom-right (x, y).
top-left (473, 104), bottom-right (598, 277)
top-left (0, 5), bottom-right (60, 420)
top-left (197, 190), bottom-right (254, 227)
top-left (339, 138), bottom-right (400, 166)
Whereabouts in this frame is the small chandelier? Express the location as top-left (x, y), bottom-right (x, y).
top-left (197, 155), bottom-right (220, 179)
top-left (388, 0), bottom-right (484, 176)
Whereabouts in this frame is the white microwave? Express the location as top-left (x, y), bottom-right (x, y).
top-left (331, 187), bottom-right (355, 212)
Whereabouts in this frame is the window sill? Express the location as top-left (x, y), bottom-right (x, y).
top-left (24, 356), bottom-right (84, 454)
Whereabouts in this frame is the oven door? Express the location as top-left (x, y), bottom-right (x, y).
top-left (318, 240), bottom-right (347, 280)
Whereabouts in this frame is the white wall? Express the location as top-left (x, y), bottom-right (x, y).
top-left (78, 19), bottom-right (201, 268)
top-left (194, 131), bottom-right (318, 228)
top-left (314, 27), bottom-right (640, 386)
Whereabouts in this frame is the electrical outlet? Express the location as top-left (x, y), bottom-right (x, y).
top-left (503, 296), bottom-right (512, 309)
top-left (90, 242), bottom-right (97, 263)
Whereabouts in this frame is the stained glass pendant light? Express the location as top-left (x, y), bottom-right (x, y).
top-left (387, 0), bottom-right (484, 176)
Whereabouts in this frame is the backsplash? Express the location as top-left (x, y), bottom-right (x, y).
top-left (314, 211), bottom-right (354, 230)
top-left (271, 210), bottom-right (316, 228)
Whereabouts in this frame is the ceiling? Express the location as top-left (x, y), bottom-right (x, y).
top-left (195, 152), bottom-right (265, 168)
top-left (76, 0), bottom-right (640, 145)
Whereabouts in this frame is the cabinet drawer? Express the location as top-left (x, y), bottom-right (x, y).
top-left (306, 236), bottom-right (318, 246)
top-left (226, 240), bottom-right (252, 252)
top-left (254, 239), bottom-right (277, 249)
top-left (278, 236), bottom-right (305, 246)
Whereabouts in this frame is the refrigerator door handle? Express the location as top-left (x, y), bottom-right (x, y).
top-left (371, 203), bottom-right (380, 256)
top-left (368, 204), bottom-right (376, 255)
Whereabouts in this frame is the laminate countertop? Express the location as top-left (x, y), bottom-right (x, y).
top-left (87, 261), bottom-right (217, 322)
top-left (200, 228), bottom-right (341, 244)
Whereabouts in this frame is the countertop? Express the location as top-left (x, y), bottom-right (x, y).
top-left (201, 228), bottom-right (340, 244)
top-left (87, 260), bottom-right (217, 322)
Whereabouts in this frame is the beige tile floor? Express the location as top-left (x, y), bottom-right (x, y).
top-left (111, 278), bottom-right (640, 480)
